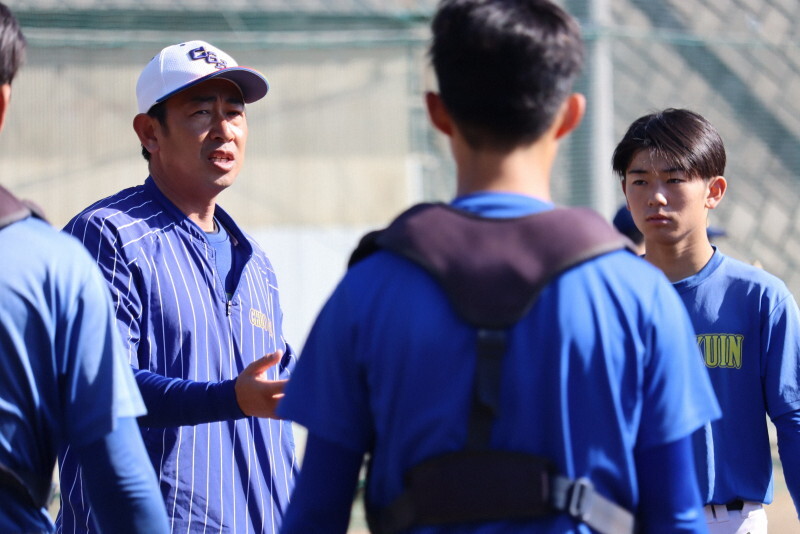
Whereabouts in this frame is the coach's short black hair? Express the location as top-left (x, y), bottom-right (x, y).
top-left (141, 100), bottom-right (168, 161)
top-left (429, 0), bottom-right (584, 151)
top-left (0, 2), bottom-right (25, 86)
top-left (612, 108), bottom-right (727, 181)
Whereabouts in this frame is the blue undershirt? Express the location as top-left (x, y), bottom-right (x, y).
top-left (206, 217), bottom-right (239, 298)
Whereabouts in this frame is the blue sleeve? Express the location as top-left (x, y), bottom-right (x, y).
top-left (763, 291), bottom-right (800, 419)
top-left (774, 409), bottom-right (800, 516)
top-left (74, 417), bottom-right (169, 534)
top-left (638, 281), bottom-right (721, 448)
top-left (281, 433), bottom-right (363, 534)
top-left (279, 280), bottom-right (374, 452)
top-left (635, 435), bottom-right (706, 533)
top-left (134, 369), bottom-right (245, 427)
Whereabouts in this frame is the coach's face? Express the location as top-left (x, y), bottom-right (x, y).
top-left (150, 78), bottom-right (248, 200)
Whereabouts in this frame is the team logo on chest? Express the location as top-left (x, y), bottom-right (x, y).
top-left (696, 334), bottom-right (743, 369)
top-left (249, 308), bottom-right (274, 335)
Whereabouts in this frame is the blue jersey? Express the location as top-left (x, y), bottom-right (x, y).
top-left (674, 248), bottom-right (800, 505)
top-left (280, 192), bottom-right (720, 533)
top-left (57, 177), bottom-right (297, 534)
top-left (0, 216), bottom-right (145, 533)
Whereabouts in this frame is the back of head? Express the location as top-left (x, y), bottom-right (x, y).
top-left (429, 0), bottom-right (584, 151)
top-left (0, 2), bottom-right (25, 85)
top-left (612, 108), bottom-right (726, 180)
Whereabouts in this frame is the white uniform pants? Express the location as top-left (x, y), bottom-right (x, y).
top-left (704, 502), bottom-right (767, 534)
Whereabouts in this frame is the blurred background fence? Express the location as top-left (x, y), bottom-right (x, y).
top-left (6, 0), bottom-right (800, 530)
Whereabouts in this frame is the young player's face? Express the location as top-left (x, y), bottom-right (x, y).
top-left (622, 149), bottom-right (715, 248)
top-left (156, 78), bottom-right (248, 198)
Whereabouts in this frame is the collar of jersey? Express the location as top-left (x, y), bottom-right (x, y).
top-left (450, 191), bottom-right (554, 219)
top-left (671, 245), bottom-right (724, 293)
top-left (143, 176), bottom-right (252, 256)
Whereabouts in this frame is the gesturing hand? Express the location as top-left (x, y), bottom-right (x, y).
top-left (234, 351), bottom-right (288, 419)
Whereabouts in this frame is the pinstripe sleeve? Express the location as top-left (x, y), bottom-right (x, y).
top-left (64, 212), bottom-right (143, 369)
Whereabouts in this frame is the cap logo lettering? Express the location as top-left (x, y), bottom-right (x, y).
top-left (188, 46), bottom-right (227, 70)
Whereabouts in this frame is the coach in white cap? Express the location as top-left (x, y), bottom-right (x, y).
top-left (57, 41), bottom-right (297, 534)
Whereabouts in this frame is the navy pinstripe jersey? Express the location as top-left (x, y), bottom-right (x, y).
top-left (56, 177), bottom-right (297, 534)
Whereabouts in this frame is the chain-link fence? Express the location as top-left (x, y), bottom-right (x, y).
top-left (580, 0), bottom-right (800, 298)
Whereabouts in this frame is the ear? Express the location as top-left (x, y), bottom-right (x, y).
top-left (705, 175), bottom-right (727, 209)
top-left (425, 91), bottom-right (453, 137)
top-left (133, 113), bottom-right (160, 157)
top-left (554, 93), bottom-right (586, 140)
top-left (0, 84), bottom-right (11, 134)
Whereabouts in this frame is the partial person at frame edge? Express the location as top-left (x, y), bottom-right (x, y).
top-left (0, 3), bottom-right (168, 533)
top-left (615, 107), bottom-right (800, 534)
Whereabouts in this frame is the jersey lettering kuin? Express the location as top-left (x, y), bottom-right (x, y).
top-left (675, 248), bottom-right (800, 505)
top-left (697, 334), bottom-right (743, 369)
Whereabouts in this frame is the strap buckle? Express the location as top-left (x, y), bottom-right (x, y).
top-left (567, 477), bottom-right (594, 522)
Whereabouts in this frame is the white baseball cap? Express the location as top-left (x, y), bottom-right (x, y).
top-left (136, 40), bottom-right (269, 114)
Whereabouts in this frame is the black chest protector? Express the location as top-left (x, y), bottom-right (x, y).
top-left (349, 203), bottom-right (637, 534)
top-left (0, 185), bottom-right (53, 510)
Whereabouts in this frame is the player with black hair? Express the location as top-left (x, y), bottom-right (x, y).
top-left (615, 107), bottom-right (800, 534)
top-left (279, 1), bottom-right (719, 533)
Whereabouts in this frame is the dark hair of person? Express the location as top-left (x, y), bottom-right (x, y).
top-left (429, 0), bottom-right (585, 151)
top-left (141, 100), bottom-right (168, 161)
top-left (611, 108), bottom-right (727, 181)
top-left (0, 2), bottom-right (26, 86)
